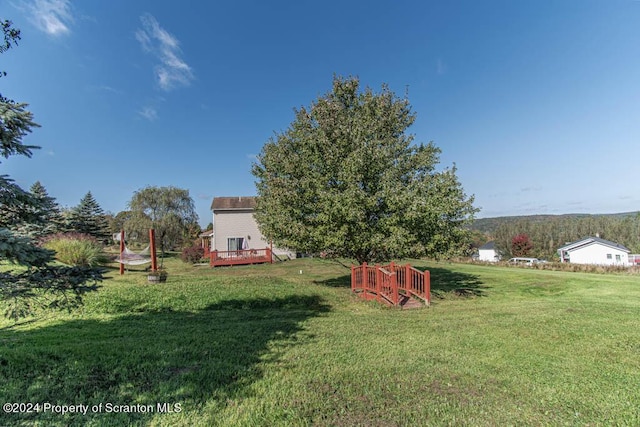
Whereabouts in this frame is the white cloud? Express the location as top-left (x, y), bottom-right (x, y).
top-left (436, 58), bottom-right (447, 75)
top-left (97, 85), bottom-right (121, 94)
top-left (27, 0), bottom-right (73, 36)
top-left (86, 84), bottom-right (122, 95)
top-left (138, 106), bottom-right (158, 121)
top-left (135, 13), bottom-right (194, 91)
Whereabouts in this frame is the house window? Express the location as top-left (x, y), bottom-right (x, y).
top-left (615, 254), bottom-right (621, 262)
top-left (227, 237), bottom-right (245, 251)
top-left (606, 254), bottom-right (612, 260)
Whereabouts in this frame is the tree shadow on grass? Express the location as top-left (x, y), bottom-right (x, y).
top-left (314, 274), bottom-right (351, 288)
top-left (421, 266), bottom-right (487, 299)
top-left (0, 295), bottom-right (330, 426)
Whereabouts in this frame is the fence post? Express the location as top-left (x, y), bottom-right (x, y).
top-left (425, 270), bottom-right (431, 306)
top-left (375, 264), bottom-right (381, 303)
top-left (149, 228), bottom-right (157, 272)
top-left (119, 229), bottom-right (125, 275)
top-left (362, 262), bottom-right (368, 294)
top-left (351, 265), bottom-right (355, 291)
top-left (405, 264), bottom-right (410, 297)
top-left (392, 267), bottom-right (398, 305)
top-left (211, 250), bottom-right (217, 267)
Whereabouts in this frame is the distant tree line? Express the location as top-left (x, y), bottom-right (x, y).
top-left (492, 214), bottom-right (640, 260)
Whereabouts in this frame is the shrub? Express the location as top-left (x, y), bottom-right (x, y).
top-left (181, 244), bottom-right (205, 264)
top-left (41, 233), bottom-right (106, 267)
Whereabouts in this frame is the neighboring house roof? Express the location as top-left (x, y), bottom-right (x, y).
top-left (211, 196), bottom-right (257, 211)
top-left (479, 241), bottom-right (496, 250)
top-left (558, 236), bottom-right (630, 253)
top-left (199, 230), bottom-right (214, 238)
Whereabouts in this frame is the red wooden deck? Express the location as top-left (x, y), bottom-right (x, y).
top-left (209, 248), bottom-right (273, 267)
top-left (351, 262), bottom-right (430, 307)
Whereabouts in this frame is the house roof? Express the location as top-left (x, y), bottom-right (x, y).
top-left (557, 236), bottom-right (630, 253)
top-left (479, 241), bottom-right (496, 250)
top-left (211, 196), bottom-right (256, 211)
top-left (199, 230), bottom-right (214, 238)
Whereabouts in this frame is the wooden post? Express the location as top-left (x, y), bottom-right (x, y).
top-left (351, 265), bottom-right (355, 291)
top-left (425, 270), bottom-right (431, 306)
top-left (375, 264), bottom-right (381, 303)
top-left (392, 268), bottom-right (398, 306)
top-left (389, 262), bottom-right (396, 304)
top-left (149, 228), bottom-right (158, 272)
top-left (119, 229), bottom-right (125, 275)
top-left (269, 242), bottom-right (273, 264)
top-left (362, 262), bottom-right (368, 294)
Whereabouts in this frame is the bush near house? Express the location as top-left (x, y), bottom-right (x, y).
top-left (180, 244), bottom-right (205, 264)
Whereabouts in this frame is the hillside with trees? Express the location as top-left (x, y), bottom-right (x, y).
top-left (471, 212), bottom-right (640, 260)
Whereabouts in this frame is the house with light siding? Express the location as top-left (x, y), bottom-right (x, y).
top-left (478, 241), bottom-right (500, 262)
top-left (211, 196), bottom-right (296, 260)
top-left (557, 236), bottom-right (631, 266)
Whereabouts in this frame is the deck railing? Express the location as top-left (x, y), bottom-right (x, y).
top-left (209, 247), bottom-right (273, 267)
top-left (351, 261), bottom-right (430, 306)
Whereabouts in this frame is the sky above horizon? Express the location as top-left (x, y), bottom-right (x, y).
top-left (2, 0), bottom-right (639, 227)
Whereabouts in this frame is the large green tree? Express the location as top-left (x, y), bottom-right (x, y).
top-left (126, 186), bottom-right (199, 260)
top-left (0, 21), bottom-right (101, 319)
top-left (253, 76), bottom-right (477, 264)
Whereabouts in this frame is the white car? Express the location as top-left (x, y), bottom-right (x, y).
top-left (508, 257), bottom-right (540, 266)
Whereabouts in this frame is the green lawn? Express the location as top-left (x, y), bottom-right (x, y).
top-left (1, 258), bottom-right (639, 426)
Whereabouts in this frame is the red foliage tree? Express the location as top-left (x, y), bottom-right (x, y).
top-left (511, 233), bottom-right (533, 257)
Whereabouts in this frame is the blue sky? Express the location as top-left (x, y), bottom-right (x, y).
top-left (2, 0), bottom-right (640, 227)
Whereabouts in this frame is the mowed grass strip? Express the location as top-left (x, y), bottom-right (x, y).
top-left (0, 258), bottom-right (639, 426)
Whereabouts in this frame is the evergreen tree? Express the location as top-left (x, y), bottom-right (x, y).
top-left (0, 20), bottom-right (101, 319)
top-left (0, 175), bottom-right (34, 229)
top-left (67, 191), bottom-right (110, 241)
top-left (13, 181), bottom-right (62, 237)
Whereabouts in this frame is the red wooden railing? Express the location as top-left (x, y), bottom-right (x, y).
top-left (351, 262), bottom-right (430, 306)
top-left (210, 247), bottom-right (273, 267)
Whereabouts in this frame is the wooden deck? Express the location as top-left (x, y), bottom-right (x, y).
top-left (209, 248), bottom-right (273, 267)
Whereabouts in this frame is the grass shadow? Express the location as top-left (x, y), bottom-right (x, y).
top-left (424, 266), bottom-right (487, 298)
top-left (314, 274), bottom-right (351, 288)
top-left (0, 295), bottom-right (330, 426)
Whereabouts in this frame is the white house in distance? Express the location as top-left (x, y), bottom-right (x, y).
top-left (478, 241), bottom-right (501, 262)
top-left (211, 196), bottom-right (296, 261)
top-left (557, 236), bottom-right (631, 266)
